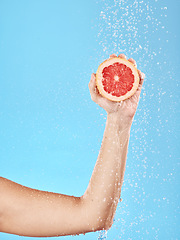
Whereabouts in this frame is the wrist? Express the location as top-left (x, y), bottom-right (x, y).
top-left (107, 112), bottom-right (133, 131)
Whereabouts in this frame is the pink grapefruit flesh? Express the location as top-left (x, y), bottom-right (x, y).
top-left (96, 57), bottom-right (139, 101)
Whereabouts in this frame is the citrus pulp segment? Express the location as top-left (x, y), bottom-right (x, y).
top-left (96, 57), bottom-right (139, 101)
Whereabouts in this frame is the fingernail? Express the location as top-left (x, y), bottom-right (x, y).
top-left (91, 73), bottom-right (95, 79)
top-left (141, 73), bottom-right (145, 79)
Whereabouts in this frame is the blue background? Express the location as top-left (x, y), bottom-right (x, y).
top-left (0, 0), bottom-right (179, 239)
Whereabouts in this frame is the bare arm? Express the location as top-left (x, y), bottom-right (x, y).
top-left (82, 113), bottom-right (132, 230)
top-left (0, 54), bottom-right (145, 237)
top-left (84, 53), bottom-right (145, 229)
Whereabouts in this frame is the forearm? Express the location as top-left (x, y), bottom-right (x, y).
top-left (83, 113), bottom-right (132, 229)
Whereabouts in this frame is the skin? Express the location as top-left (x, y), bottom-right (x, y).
top-left (0, 53), bottom-right (145, 237)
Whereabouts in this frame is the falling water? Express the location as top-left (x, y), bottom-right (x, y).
top-left (94, 0), bottom-right (176, 239)
top-left (98, 230), bottom-right (108, 240)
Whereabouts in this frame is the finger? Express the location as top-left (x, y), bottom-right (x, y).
top-left (88, 73), bottom-right (100, 102)
top-left (110, 53), bottom-right (117, 58)
top-left (137, 70), bottom-right (145, 86)
top-left (88, 73), bottom-right (96, 91)
top-left (128, 58), bottom-right (137, 68)
top-left (118, 53), bottom-right (126, 59)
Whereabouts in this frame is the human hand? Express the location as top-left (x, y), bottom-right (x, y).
top-left (89, 54), bottom-right (145, 124)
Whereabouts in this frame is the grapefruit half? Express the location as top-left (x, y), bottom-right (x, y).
top-left (96, 57), bottom-right (139, 101)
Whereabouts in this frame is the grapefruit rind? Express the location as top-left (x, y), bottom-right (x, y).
top-left (96, 57), bottom-right (139, 101)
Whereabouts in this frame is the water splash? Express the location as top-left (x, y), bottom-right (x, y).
top-left (98, 230), bottom-right (108, 240)
top-left (94, 0), bottom-right (178, 239)
top-left (96, 0), bottom-right (168, 69)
